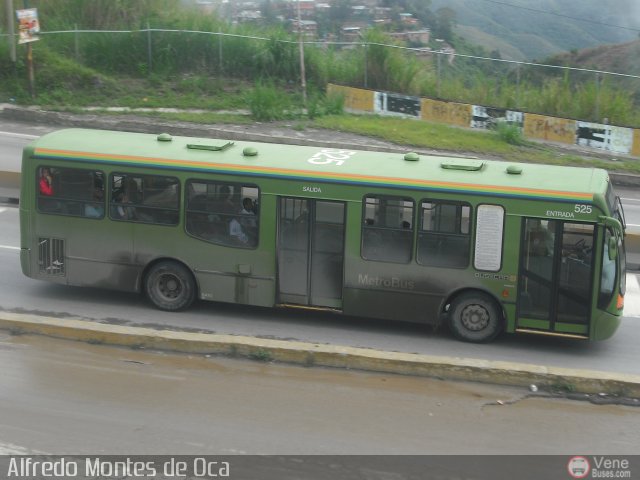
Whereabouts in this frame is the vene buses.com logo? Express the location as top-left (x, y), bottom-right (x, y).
top-left (568, 456), bottom-right (590, 479)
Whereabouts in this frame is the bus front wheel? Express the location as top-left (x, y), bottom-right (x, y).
top-left (145, 261), bottom-right (196, 311)
top-left (448, 293), bottom-right (503, 343)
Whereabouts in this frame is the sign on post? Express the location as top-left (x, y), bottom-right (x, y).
top-left (16, 8), bottom-right (40, 44)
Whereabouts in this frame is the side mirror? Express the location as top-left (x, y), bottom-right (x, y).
top-left (608, 236), bottom-right (618, 260)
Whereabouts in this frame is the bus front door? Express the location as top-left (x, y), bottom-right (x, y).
top-left (516, 218), bottom-right (595, 337)
top-left (277, 197), bottom-right (345, 309)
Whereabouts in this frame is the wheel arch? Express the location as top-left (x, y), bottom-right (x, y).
top-left (138, 256), bottom-right (200, 297)
top-left (440, 287), bottom-right (506, 321)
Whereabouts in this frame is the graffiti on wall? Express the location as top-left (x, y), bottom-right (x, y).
top-left (328, 84), bottom-right (375, 112)
top-left (576, 122), bottom-right (634, 155)
top-left (374, 92), bottom-right (421, 118)
top-left (421, 99), bottom-right (472, 127)
top-left (471, 106), bottom-right (523, 129)
top-left (523, 114), bottom-right (576, 145)
top-left (327, 83), bottom-right (640, 158)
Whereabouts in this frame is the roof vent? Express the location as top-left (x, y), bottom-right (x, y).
top-left (404, 152), bottom-right (419, 162)
top-left (506, 165), bottom-right (523, 175)
top-left (157, 133), bottom-right (173, 142)
top-left (243, 147), bottom-right (258, 157)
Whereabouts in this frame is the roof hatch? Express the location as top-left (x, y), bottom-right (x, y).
top-left (440, 159), bottom-right (485, 171)
top-left (187, 142), bottom-right (234, 152)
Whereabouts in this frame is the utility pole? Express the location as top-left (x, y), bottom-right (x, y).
top-left (23, 0), bottom-right (35, 98)
top-left (296, 0), bottom-right (307, 108)
top-left (6, 0), bottom-right (16, 62)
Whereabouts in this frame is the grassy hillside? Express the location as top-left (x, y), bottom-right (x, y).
top-left (551, 40), bottom-right (640, 75)
top-left (546, 40), bottom-right (640, 103)
top-left (431, 0), bottom-right (640, 60)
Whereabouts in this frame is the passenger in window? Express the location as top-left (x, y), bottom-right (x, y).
top-left (229, 217), bottom-right (249, 244)
top-left (241, 197), bottom-right (256, 215)
top-left (84, 188), bottom-right (104, 218)
top-left (529, 220), bottom-right (554, 256)
top-left (219, 185), bottom-right (236, 213)
top-left (39, 168), bottom-right (54, 196)
top-left (240, 198), bottom-right (257, 228)
top-left (113, 191), bottom-right (135, 220)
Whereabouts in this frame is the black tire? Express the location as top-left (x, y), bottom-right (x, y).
top-left (144, 261), bottom-right (196, 311)
top-left (448, 292), bottom-right (503, 343)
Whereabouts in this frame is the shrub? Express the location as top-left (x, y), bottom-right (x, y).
top-left (246, 81), bottom-right (293, 121)
top-left (494, 120), bottom-right (525, 146)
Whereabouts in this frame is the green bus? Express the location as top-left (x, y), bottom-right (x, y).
top-left (20, 128), bottom-right (627, 343)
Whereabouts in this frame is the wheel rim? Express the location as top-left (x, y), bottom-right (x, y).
top-left (157, 273), bottom-right (182, 300)
top-left (460, 304), bottom-right (490, 331)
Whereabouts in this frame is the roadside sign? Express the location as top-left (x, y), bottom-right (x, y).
top-left (16, 8), bottom-right (40, 44)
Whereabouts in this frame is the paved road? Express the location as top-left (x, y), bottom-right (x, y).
top-left (1, 205), bottom-right (639, 376)
top-left (1, 333), bottom-right (637, 456)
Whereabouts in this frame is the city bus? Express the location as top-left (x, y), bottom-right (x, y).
top-left (20, 128), bottom-right (627, 343)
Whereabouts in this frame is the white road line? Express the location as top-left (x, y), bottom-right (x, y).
top-left (0, 130), bottom-right (38, 140)
top-left (0, 441), bottom-right (48, 455)
top-left (621, 197), bottom-right (640, 203)
top-left (624, 273), bottom-right (640, 318)
top-left (0, 245), bottom-right (19, 251)
top-left (0, 208), bottom-right (6, 213)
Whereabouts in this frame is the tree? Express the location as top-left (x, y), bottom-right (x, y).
top-left (261, 0), bottom-right (279, 25)
top-left (433, 7), bottom-right (456, 43)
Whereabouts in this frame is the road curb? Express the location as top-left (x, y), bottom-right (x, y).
top-left (1, 312), bottom-right (639, 398)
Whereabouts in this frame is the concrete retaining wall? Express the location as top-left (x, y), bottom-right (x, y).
top-left (329, 84), bottom-right (640, 158)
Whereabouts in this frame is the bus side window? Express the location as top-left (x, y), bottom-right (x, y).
top-left (361, 195), bottom-right (414, 263)
top-left (37, 166), bottom-right (104, 219)
top-left (110, 173), bottom-right (179, 226)
top-left (417, 201), bottom-right (471, 268)
top-left (185, 180), bottom-right (259, 248)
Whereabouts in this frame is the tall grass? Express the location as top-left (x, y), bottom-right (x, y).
top-left (246, 81), bottom-right (295, 121)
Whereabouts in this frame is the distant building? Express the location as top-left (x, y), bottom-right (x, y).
top-left (341, 26), bottom-right (361, 42)
top-left (195, 0), bottom-right (215, 14)
top-left (399, 12), bottom-right (418, 26)
top-left (290, 19), bottom-right (318, 38)
top-left (235, 9), bottom-right (262, 22)
top-left (285, 0), bottom-right (316, 18)
top-left (389, 29), bottom-right (430, 45)
top-left (351, 5), bottom-right (369, 17)
top-left (374, 7), bottom-right (392, 20)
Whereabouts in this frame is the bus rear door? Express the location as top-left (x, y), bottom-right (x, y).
top-left (277, 197), bottom-right (346, 309)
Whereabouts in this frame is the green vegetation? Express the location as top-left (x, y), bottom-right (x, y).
top-left (249, 348), bottom-right (273, 362)
top-left (493, 121), bottom-right (526, 146)
top-left (245, 81), bottom-right (295, 121)
top-left (1, 0), bottom-right (639, 125)
top-left (1, 0), bottom-right (639, 173)
top-left (315, 115), bottom-right (639, 173)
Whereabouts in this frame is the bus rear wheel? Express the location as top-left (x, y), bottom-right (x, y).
top-left (448, 293), bottom-right (503, 343)
top-left (144, 261), bottom-right (196, 311)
